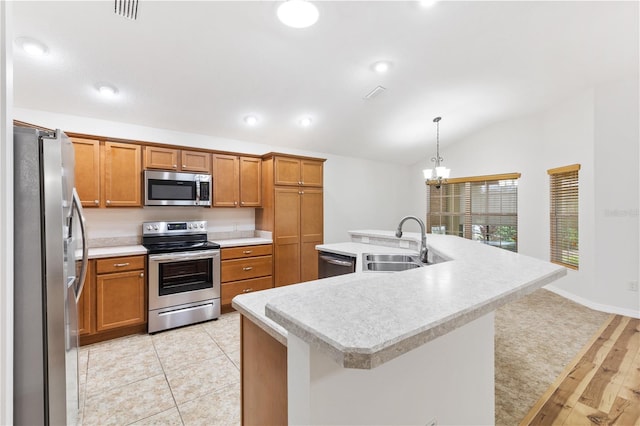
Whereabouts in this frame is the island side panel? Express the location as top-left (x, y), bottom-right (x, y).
top-left (240, 315), bottom-right (287, 425)
top-left (288, 312), bottom-right (495, 425)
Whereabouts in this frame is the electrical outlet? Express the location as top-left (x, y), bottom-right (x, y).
top-left (628, 281), bottom-right (639, 292)
top-left (425, 418), bottom-right (437, 426)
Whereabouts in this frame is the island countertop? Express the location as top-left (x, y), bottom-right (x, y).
top-left (233, 232), bottom-right (566, 369)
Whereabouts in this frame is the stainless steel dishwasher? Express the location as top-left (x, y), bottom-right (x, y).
top-left (318, 251), bottom-right (357, 278)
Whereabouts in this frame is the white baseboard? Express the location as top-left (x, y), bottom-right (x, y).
top-left (545, 285), bottom-right (640, 319)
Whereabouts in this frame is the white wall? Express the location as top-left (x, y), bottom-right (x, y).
top-left (1, 2), bottom-right (13, 423)
top-left (13, 107), bottom-right (410, 245)
top-left (408, 79), bottom-right (639, 317)
top-left (593, 78), bottom-right (640, 313)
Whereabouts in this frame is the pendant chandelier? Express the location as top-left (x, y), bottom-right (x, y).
top-left (422, 116), bottom-right (450, 188)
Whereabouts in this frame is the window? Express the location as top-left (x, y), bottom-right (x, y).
top-left (427, 173), bottom-right (520, 252)
top-left (548, 164), bottom-right (580, 269)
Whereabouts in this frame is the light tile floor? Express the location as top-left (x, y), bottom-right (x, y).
top-left (79, 312), bottom-right (241, 426)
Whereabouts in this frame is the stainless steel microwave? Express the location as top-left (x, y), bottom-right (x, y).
top-left (144, 170), bottom-right (212, 206)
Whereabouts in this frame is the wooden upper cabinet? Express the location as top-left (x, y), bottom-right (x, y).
top-left (144, 146), bottom-right (211, 173)
top-left (212, 154), bottom-right (261, 208)
top-left (144, 146), bottom-right (178, 170)
top-left (274, 156), bottom-right (323, 187)
top-left (181, 150), bottom-right (211, 173)
top-left (71, 137), bottom-right (142, 208)
top-left (239, 157), bottom-right (262, 207)
top-left (212, 154), bottom-right (239, 207)
top-left (103, 142), bottom-right (142, 207)
top-left (301, 160), bottom-right (323, 187)
top-left (71, 137), bottom-right (101, 207)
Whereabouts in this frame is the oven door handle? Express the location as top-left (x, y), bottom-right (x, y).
top-left (149, 250), bottom-right (220, 262)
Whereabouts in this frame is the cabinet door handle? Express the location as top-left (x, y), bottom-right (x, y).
top-left (106, 200), bottom-right (111, 205)
top-left (242, 288), bottom-right (254, 293)
top-left (139, 272), bottom-right (144, 278)
top-left (298, 181), bottom-right (302, 185)
top-left (299, 191), bottom-right (304, 195)
top-left (242, 266), bottom-right (253, 271)
top-left (94, 199), bottom-right (99, 205)
top-left (114, 262), bottom-right (130, 267)
top-left (242, 250), bottom-right (252, 254)
top-left (183, 164), bottom-right (186, 168)
top-left (234, 201), bottom-right (238, 205)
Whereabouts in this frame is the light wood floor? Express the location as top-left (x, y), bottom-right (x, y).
top-left (521, 315), bottom-right (640, 425)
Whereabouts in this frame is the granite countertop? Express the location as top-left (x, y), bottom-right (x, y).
top-left (213, 237), bottom-right (273, 248)
top-left (233, 231), bottom-right (566, 370)
top-left (87, 245), bottom-right (148, 259)
top-left (84, 237), bottom-right (273, 259)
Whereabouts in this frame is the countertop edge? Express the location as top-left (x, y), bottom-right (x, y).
top-left (265, 267), bottom-right (566, 369)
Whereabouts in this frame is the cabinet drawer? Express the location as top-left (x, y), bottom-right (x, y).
top-left (221, 276), bottom-right (273, 305)
top-left (96, 255), bottom-right (145, 274)
top-left (221, 244), bottom-right (272, 260)
top-left (221, 255), bottom-right (272, 282)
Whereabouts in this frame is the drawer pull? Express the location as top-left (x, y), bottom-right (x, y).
top-left (242, 288), bottom-right (254, 293)
top-left (139, 272), bottom-right (144, 278)
top-left (114, 262), bottom-right (130, 267)
top-left (242, 250), bottom-right (252, 254)
top-left (242, 266), bottom-right (253, 271)
top-left (94, 199), bottom-right (99, 205)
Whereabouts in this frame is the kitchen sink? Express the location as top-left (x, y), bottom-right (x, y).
top-left (363, 253), bottom-right (428, 272)
top-left (364, 254), bottom-right (422, 263)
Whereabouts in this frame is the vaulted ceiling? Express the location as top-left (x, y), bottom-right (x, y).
top-left (11, 1), bottom-right (638, 164)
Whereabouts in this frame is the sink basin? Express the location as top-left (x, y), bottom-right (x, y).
top-left (363, 253), bottom-right (427, 272)
top-left (365, 262), bottom-right (423, 272)
top-left (364, 254), bottom-right (421, 263)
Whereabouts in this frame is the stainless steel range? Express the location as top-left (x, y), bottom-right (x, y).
top-left (143, 220), bottom-right (221, 333)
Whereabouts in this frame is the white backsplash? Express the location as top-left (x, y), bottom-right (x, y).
top-left (84, 206), bottom-right (257, 247)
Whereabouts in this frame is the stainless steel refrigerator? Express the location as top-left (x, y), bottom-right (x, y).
top-left (13, 126), bottom-right (88, 425)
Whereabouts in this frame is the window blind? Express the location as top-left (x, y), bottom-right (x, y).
top-left (427, 173), bottom-right (520, 252)
top-left (548, 164), bottom-right (580, 269)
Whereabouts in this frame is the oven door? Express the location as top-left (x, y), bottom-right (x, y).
top-left (148, 249), bottom-right (221, 310)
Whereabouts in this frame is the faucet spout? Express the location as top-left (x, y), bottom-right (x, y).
top-left (395, 215), bottom-right (429, 264)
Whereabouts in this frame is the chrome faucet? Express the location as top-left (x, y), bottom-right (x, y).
top-left (395, 216), bottom-right (429, 263)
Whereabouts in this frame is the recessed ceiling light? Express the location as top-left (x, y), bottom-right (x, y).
top-left (419, 0), bottom-right (438, 7)
top-left (244, 115), bottom-right (258, 126)
top-left (15, 37), bottom-right (48, 57)
top-left (372, 61), bottom-right (391, 74)
top-left (277, 0), bottom-right (319, 29)
top-left (299, 117), bottom-right (313, 127)
top-left (96, 83), bottom-right (118, 98)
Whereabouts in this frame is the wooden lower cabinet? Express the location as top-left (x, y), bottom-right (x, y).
top-left (241, 315), bottom-right (287, 425)
top-left (77, 260), bottom-right (93, 336)
top-left (80, 255), bottom-right (147, 346)
top-left (221, 244), bottom-right (273, 310)
top-left (96, 270), bottom-right (146, 331)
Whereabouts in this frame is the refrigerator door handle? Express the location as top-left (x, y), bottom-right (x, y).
top-left (72, 188), bottom-right (89, 303)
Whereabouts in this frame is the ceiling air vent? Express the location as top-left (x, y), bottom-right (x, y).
top-left (115, 0), bottom-right (139, 20)
top-left (363, 85), bottom-right (386, 100)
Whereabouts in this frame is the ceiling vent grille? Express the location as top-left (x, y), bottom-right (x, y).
top-left (363, 85), bottom-right (386, 100)
top-left (115, 0), bottom-right (139, 20)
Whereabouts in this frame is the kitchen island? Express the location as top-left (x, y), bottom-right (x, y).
top-left (232, 231), bottom-right (566, 425)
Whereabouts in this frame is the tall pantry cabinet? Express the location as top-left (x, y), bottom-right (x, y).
top-left (256, 154), bottom-right (325, 287)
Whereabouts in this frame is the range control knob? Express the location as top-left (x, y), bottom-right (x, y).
top-left (146, 225), bottom-right (152, 231)
top-left (199, 223), bottom-right (204, 228)
top-left (154, 225), bottom-right (159, 230)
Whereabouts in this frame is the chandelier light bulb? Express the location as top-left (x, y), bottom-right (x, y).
top-left (277, 0), bottom-right (319, 28)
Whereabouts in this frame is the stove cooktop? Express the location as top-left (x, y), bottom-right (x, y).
top-left (142, 220), bottom-right (221, 254)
